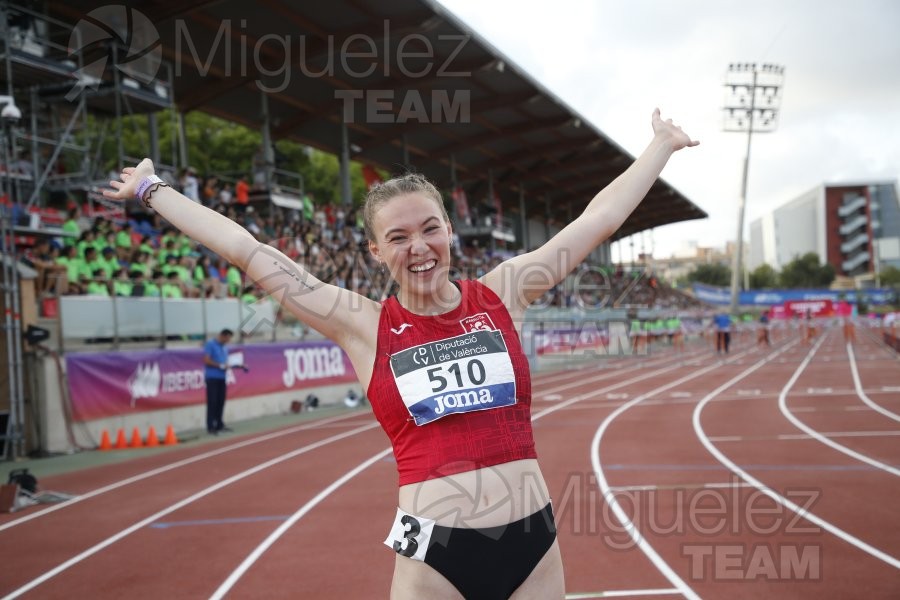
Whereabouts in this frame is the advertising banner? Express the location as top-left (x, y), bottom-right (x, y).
top-left (66, 340), bottom-right (357, 422)
top-left (692, 284), bottom-right (894, 306)
top-left (784, 299), bottom-right (834, 317)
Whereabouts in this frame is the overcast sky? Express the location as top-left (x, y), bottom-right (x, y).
top-left (439, 0), bottom-right (900, 261)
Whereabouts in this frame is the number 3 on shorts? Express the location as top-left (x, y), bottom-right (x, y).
top-left (383, 508), bottom-right (436, 561)
top-left (392, 515), bottom-right (421, 557)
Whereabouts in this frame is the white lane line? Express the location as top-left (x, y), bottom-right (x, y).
top-left (847, 342), bottom-right (900, 422)
top-left (736, 389), bottom-right (761, 396)
top-left (1, 422), bottom-right (381, 600)
top-left (709, 431), bottom-right (900, 442)
top-left (590, 344), bottom-right (766, 600)
top-left (208, 347), bottom-right (719, 594)
top-left (565, 589), bottom-right (681, 599)
top-left (208, 447), bottom-right (393, 600)
top-left (609, 482), bottom-right (755, 492)
top-left (693, 345), bottom-right (900, 569)
top-left (791, 406), bottom-right (867, 413)
top-left (535, 348), bottom-right (705, 397)
top-left (0, 410), bottom-right (369, 532)
top-left (779, 336), bottom-right (900, 477)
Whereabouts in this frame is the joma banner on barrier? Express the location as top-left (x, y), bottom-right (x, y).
top-left (65, 340), bottom-right (357, 421)
top-left (692, 283), bottom-right (895, 306)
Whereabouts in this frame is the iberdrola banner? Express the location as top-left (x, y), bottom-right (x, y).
top-left (66, 340), bottom-right (357, 422)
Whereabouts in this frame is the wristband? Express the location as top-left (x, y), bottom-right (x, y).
top-left (135, 175), bottom-right (168, 208)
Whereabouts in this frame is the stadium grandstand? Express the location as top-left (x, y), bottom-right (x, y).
top-left (0, 0), bottom-right (709, 459)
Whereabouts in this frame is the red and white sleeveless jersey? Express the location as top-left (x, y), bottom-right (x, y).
top-left (369, 279), bottom-right (537, 485)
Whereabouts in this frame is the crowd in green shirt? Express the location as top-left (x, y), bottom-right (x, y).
top-left (53, 215), bottom-right (249, 301)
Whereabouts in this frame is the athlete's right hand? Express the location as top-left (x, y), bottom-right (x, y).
top-left (103, 158), bottom-right (156, 201)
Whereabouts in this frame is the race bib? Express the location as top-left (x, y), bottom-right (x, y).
top-left (389, 330), bottom-right (517, 426)
top-left (383, 508), bottom-right (437, 561)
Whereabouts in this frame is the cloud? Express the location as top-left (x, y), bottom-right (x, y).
top-left (439, 0), bottom-right (900, 258)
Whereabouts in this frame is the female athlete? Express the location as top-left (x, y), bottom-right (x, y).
top-left (104, 108), bottom-right (697, 599)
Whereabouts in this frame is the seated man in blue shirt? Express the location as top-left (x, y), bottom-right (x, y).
top-left (203, 328), bottom-right (234, 434)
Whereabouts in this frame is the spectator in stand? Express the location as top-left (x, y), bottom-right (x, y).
top-left (146, 270), bottom-right (164, 297)
top-left (159, 226), bottom-right (177, 251)
top-left (129, 269), bottom-right (149, 297)
top-left (129, 250), bottom-right (152, 277)
top-left (244, 206), bottom-right (261, 236)
top-left (172, 255), bottom-right (196, 297)
top-left (136, 235), bottom-right (155, 255)
top-left (202, 176), bottom-right (219, 205)
top-left (193, 255), bottom-right (221, 297)
top-left (101, 230), bottom-right (117, 255)
top-left (225, 261), bottom-right (242, 297)
top-left (112, 268), bottom-right (133, 296)
top-left (162, 272), bottom-right (185, 298)
top-left (240, 284), bottom-right (258, 305)
top-left (62, 205), bottom-right (82, 246)
top-left (56, 245), bottom-right (85, 294)
top-left (218, 182), bottom-right (233, 206)
top-left (302, 193), bottom-right (314, 223)
top-left (176, 231), bottom-right (194, 256)
top-left (180, 167), bottom-right (200, 202)
top-left (115, 222), bottom-right (133, 261)
top-left (82, 247), bottom-right (102, 278)
top-left (159, 239), bottom-right (180, 265)
top-left (76, 229), bottom-right (97, 258)
top-left (25, 239), bottom-right (68, 295)
top-left (235, 175), bottom-right (250, 212)
top-left (99, 247), bottom-right (121, 278)
top-left (86, 269), bottom-right (110, 296)
top-left (158, 169), bottom-right (178, 190)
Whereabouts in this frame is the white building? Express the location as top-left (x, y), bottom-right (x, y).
top-left (749, 181), bottom-right (900, 277)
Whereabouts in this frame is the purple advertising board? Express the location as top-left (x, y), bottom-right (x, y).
top-left (66, 340), bottom-right (357, 422)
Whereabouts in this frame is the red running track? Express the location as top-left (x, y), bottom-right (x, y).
top-left (1, 327), bottom-right (898, 599)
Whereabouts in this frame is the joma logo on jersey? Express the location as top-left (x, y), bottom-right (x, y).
top-left (433, 388), bottom-right (493, 414)
top-left (460, 313), bottom-right (495, 333)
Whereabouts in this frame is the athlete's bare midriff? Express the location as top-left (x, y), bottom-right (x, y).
top-left (397, 458), bottom-right (551, 529)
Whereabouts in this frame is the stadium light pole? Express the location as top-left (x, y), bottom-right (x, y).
top-left (723, 63), bottom-right (784, 314)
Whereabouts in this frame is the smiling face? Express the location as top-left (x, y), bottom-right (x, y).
top-left (368, 192), bottom-right (454, 309)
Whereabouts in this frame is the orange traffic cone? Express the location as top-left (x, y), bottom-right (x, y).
top-left (145, 426), bottom-right (160, 447)
top-left (99, 430), bottom-right (112, 451)
top-left (129, 427), bottom-right (144, 448)
top-left (114, 428), bottom-right (128, 449)
top-left (163, 425), bottom-right (178, 446)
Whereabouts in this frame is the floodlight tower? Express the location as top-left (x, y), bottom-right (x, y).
top-left (723, 63), bottom-right (784, 314)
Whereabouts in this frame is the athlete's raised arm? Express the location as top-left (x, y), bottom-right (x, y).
top-left (480, 109), bottom-right (698, 314)
top-left (103, 159), bottom-right (380, 353)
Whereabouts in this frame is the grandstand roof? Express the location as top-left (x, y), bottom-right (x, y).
top-left (48, 0), bottom-right (707, 240)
